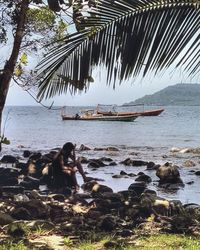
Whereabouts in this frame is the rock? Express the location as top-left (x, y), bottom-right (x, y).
top-left (11, 207), bottom-right (32, 220)
top-left (92, 184), bottom-right (113, 195)
top-left (106, 147), bottom-right (119, 151)
top-left (21, 200), bottom-right (49, 219)
top-left (98, 215), bottom-right (117, 231)
top-left (127, 173), bottom-right (136, 177)
top-left (27, 220), bottom-right (55, 231)
top-left (23, 150), bottom-right (31, 158)
top-left (112, 174), bottom-right (124, 178)
top-left (132, 160), bottom-right (148, 166)
top-left (109, 161), bottom-right (117, 166)
top-left (146, 162), bottom-right (160, 170)
top-left (28, 152), bottom-right (42, 161)
top-left (48, 193), bottom-right (66, 202)
top-left (156, 162), bottom-right (182, 183)
top-left (99, 157), bottom-right (113, 162)
top-left (20, 180), bottom-right (40, 190)
top-left (7, 222), bottom-right (27, 237)
top-left (16, 162), bottom-right (28, 174)
top-left (116, 229), bottom-right (133, 237)
top-left (184, 160), bottom-right (196, 167)
top-left (135, 173), bottom-right (152, 183)
top-left (120, 158), bottom-right (132, 166)
top-left (0, 155), bottom-right (18, 164)
top-left (120, 170), bottom-right (128, 175)
top-left (195, 171), bottom-right (200, 176)
top-left (79, 144), bottom-right (91, 151)
top-left (0, 167), bottom-right (21, 177)
top-left (13, 194), bottom-right (29, 202)
top-left (0, 177), bottom-right (18, 186)
top-left (0, 212), bottom-right (14, 225)
top-left (87, 159), bottom-right (107, 168)
top-left (2, 186), bottom-right (24, 194)
top-left (128, 182), bottom-right (147, 196)
top-left (81, 180), bottom-right (98, 192)
top-left (78, 156), bottom-right (89, 164)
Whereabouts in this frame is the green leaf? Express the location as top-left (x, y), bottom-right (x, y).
top-left (0, 137), bottom-right (10, 145)
top-left (20, 52), bottom-right (28, 65)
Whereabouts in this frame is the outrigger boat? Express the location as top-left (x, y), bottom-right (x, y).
top-left (61, 109), bottom-right (138, 122)
top-left (97, 108), bottom-right (164, 116)
top-left (96, 104), bottom-right (164, 117)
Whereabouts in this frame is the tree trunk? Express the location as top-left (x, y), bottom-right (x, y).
top-left (0, 0), bottom-right (29, 152)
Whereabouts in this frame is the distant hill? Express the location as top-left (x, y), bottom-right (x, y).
top-left (125, 83), bottom-right (200, 106)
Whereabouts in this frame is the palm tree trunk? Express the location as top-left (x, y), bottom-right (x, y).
top-left (0, 0), bottom-right (29, 152)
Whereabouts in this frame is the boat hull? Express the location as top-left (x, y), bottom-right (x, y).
top-left (62, 114), bottom-right (138, 122)
top-left (97, 109), bottom-right (164, 117)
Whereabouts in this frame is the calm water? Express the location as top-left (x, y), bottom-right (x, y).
top-left (1, 105), bottom-right (200, 203)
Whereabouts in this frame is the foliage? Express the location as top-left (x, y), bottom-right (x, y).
top-left (0, 241), bottom-right (27, 250)
top-left (37, 0), bottom-right (200, 101)
top-left (63, 236), bottom-right (74, 247)
top-left (0, 135), bottom-right (10, 145)
top-left (27, 6), bottom-right (56, 33)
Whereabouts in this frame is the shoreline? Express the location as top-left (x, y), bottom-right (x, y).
top-left (1, 145), bottom-right (200, 249)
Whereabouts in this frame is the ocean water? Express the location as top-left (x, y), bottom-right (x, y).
top-left (1, 105), bottom-right (200, 204)
top-left (2, 105), bottom-right (200, 151)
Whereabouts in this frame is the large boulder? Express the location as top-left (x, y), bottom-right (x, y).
top-left (156, 162), bottom-right (183, 183)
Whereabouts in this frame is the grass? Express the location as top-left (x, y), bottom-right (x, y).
top-left (0, 241), bottom-right (27, 250)
top-left (129, 234), bottom-right (200, 250)
top-left (75, 234), bottom-right (200, 250)
top-left (1, 233), bottom-right (200, 249)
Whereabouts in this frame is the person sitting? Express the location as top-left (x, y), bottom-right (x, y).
top-left (47, 142), bottom-right (88, 191)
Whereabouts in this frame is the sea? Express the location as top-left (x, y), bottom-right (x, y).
top-left (1, 105), bottom-right (200, 204)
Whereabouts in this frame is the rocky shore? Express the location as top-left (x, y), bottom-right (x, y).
top-left (0, 145), bottom-right (200, 249)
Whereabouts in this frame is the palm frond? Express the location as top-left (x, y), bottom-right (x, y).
top-left (37, 0), bottom-right (200, 100)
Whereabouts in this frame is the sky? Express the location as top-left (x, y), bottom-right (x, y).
top-left (6, 67), bottom-right (199, 107)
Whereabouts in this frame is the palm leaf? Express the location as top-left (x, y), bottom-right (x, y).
top-left (37, 0), bottom-right (199, 100)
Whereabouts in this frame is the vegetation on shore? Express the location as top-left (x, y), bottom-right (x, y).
top-left (1, 233), bottom-right (200, 250)
top-left (125, 83), bottom-right (200, 106)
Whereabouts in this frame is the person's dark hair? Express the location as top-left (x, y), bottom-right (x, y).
top-left (62, 142), bottom-right (75, 158)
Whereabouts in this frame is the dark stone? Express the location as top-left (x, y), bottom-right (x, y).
top-left (21, 200), bottom-right (49, 219)
top-left (0, 177), bottom-right (18, 186)
top-left (135, 174), bottom-right (152, 183)
top-left (120, 170), bottom-right (127, 175)
top-left (92, 184), bottom-right (113, 195)
top-left (112, 174), bottom-right (123, 178)
top-left (99, 215), bottom-right (116, 231)
top-left (78, 156), bottom-right (89, 164)
top-left (0, 167), bottom-right (20, 177)
top-left (87, 159), bottom-right (107, 168)
top-left (11, 207), bottom-right (32, 220)
top-left (23, 150), bottom-right (31, 158)
top-left (28, 152), bottom-right (42, 161)
top-left (2, 186), bottom-right (24, 194)
top-left (195, 171), bottom-right (200, 176)
top-left (120, 158), bottom-right (132, 166)
top-left (146, 162), bottom-right (159, 170)
top-left (0, 155), bottom-right (18, 164)
top-left (20, 180), bottom-right (40, 190)
top-left (79, 144), bottom-right (91, 151)
top-left (116, 229), bottom-right (133, 237)
top-left (132, 160), bottom-right (148, 166)
top-left (128, 182), bottom-right (147, 196)
top-left (99, 157), bottom-right (113, 162)
top-left (127, 173), bottom-right (136, 177)
top-left (16, 162), bottom-right (28, 173)
top-left (7, 222), bottom-right (27, 237)
top-left (109, 162), bottom-right (117, 166)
